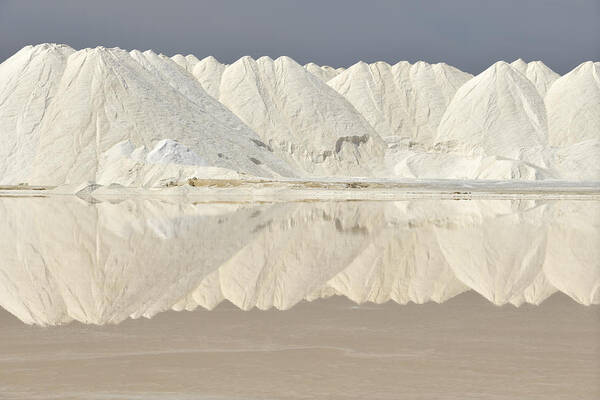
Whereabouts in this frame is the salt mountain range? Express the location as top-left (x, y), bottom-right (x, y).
top-left (0, 43), bottom-right (598, 186)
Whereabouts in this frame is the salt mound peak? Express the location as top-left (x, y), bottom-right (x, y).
top-left (328, 59), bottom-right (472, 149)
top-left (525, 61), bottom-right (560, 96)
top-left (0, 44), bottom-right (295, 185)
top-left (510, 58), bottom-right (528, 74)
top-left (435, 61), bottom-right (548, 160)
top-left (0, 43), bottom-right (76, 182)
top-left (191, 56), bottom-right (226, 99)
top-left (510, 58), bottom-right (560, 96)
top-left (171, 53), bottom-right (200, 72)
top-left (304, 62), bottom-right (345, 81)
top-left (213, 54), bottom-right (386, 176)
top-left (0, 44), bottom-right (597, 184)
top-left (545, 61), bottom-right (600, 147)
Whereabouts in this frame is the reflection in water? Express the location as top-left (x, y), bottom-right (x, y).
top-left (0, 197), bottom-right (598, 326)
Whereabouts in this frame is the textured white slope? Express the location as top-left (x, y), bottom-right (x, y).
top-left (304, 62), bottom-right (345, 82)
top-left (145, 139), bottom-right (207, 166)
top-left (95, 140), bottom-right (245, 187)
top-left (546, 61), bottom-right (600, 146)
top-left (170, 54), bottom-right (200, 73)
top-left (435, 61), bottom-right (548, 160)
top-left (547, 139), bottom-right (600, 181)
top-left (510, 58), bottom-right (528, 74)
top-left (0, 45), bottom-right (295, 185)
top-left (0, 44), bottom-right (597, 184)
top-left (510, 59), bottom-right (560, 97)
top-left (329, 61), bottom-right (472, 149)
top-left (216, 56), bottom-right (386, 176)
top-left (0, 44), bottom-right (75, 183)
top-left (391, 62), bottom-right (555, 181)
top-left (191, 56), bottom-right (226, 99)
top-left (392, 151), bottom-right (551, 180)
top-left (524, 61), bottom-right (560, 97)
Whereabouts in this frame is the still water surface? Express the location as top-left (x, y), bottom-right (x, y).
top-left (0, 197), bottom-right (598, 399)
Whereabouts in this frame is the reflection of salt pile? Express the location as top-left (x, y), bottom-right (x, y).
top-left (0, 198), bottom-right (596, 326)
top-left (543, 201), bottom-right (600, 305)
top-left (434, 200), bottom-right (549, 305)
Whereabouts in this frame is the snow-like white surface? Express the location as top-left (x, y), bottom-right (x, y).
top-left (0, 197), bottom-right (596, 326)
top-left (191, 56), bottom-right (226, 99)
top-left (328, 61), bottom-right (472, 149)
top-left (146, 139), bottom-right (206, 166)
top-left (304, 62), bottom-right (345, 82)
top-left (435, 61), bottom-right (548, 160)
top-left (0, 44), bottom-right (598, 186)
top-left (170, 53), bottom-right (200, 73)
top-left (214, 55), bottom-right (386, 176)
top-left (0, 44), bottom-right (75, 183)
top-left (546, 61), bottom-right (600, 147)
top-left (510, 59), bottom-right (560, 97)
top-left (0, 45), bottom-right (294, 186)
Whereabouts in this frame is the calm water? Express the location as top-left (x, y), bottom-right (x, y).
top-left (0, 197), bottom-right (598, 399)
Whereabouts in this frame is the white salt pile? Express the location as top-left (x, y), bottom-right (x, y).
top-left (146, 139), bottom-right (206, 166)
top-left (510, 58), bottom-right (560, 97)
top-left (0, 44), bottom-right (598, 187)
top-left (0, 44), bottom-right (294, 186)
top-left (202, 55), bottom-right (386, 176)
top-left (303, 62), bottom-right (345, 82)
top-left (546, 61), bottom-right (600, 146)
top-left (328, 60), bottom-right (473, 149)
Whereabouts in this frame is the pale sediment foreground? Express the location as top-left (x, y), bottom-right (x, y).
top-left (1, 292), bottom-right (598, 399)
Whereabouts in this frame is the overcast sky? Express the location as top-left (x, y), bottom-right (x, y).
top-left (0, 0), bottom-right (598, 74)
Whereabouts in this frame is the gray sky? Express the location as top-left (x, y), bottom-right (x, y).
top-left (0, 0), bottom-right (598, 74)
